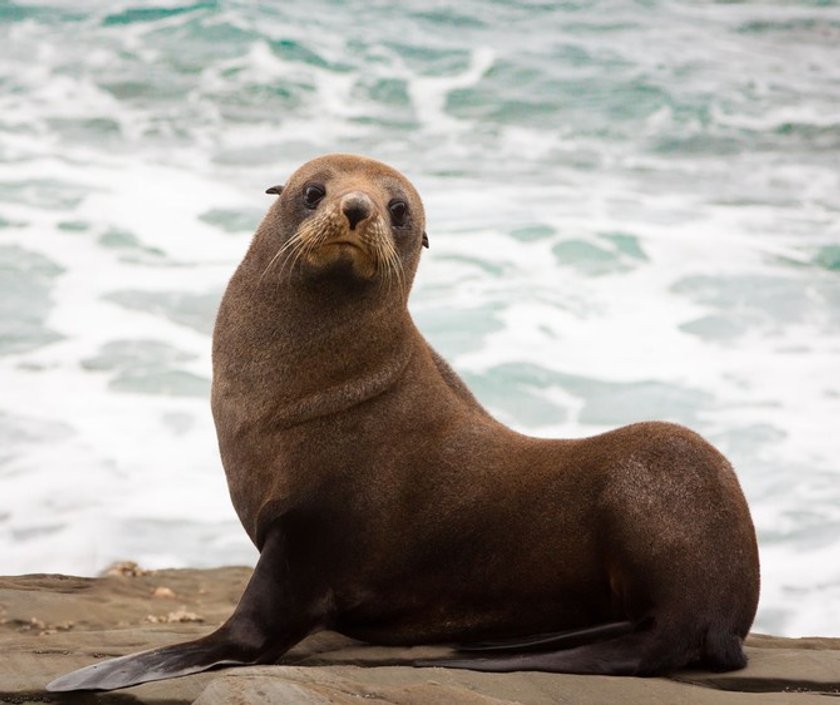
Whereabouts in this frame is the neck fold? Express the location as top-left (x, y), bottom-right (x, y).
top-left (212, 261), bottom-right (415, 429)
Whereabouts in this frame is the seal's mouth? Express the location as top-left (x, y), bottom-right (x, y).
top-left (310, 224), bottom-right (374, 258)
top-left (269, 207), bottom-right (381, 282)
top-left (323, 239), bottom-right (365, 251)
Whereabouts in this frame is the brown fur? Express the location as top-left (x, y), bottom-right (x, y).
top-left (47, 154), bottom-right (760, 692)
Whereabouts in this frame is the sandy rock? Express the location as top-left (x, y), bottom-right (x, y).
top-left (103, 560), bottom-right (155, 577)
top-left (152, 586), bottom-right (176, 599)
top-left (194, 667), bottom-right (524, 705)
top-left (146, 608), bottom-right (205, 624)
top-left (194, 665), bottom-right (840, 705)
top-left (1, 568), bottom-right (838, 704)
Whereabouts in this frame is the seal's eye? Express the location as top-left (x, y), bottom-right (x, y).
top-left (388, 200), bottom-right (408, 227)
top-left (303, 184), bottom-right (325, 209)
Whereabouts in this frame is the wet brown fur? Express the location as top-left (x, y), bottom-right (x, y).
top-left (47, 154), bottom-right (760, 692)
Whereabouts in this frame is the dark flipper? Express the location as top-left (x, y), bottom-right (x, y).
top-left (416, 618), bottom-right (727, 676)
top-left (46, 640), bottom-right (249, 692)
top-left (418, 621), bottom-right (748, 676)
top-left (417, 630), bottom-right (653, 675)
top-left (47, 526), bottom-right (319, 692)
top-left (455, 620), bottom-right (634, 653)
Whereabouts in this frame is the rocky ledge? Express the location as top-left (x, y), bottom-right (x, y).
top-left (1, 566), bottom-right (838, 704)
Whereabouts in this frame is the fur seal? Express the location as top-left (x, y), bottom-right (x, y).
top-left (48, 154), bottom-right (760, 691)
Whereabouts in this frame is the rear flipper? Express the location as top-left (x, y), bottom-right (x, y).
top-left (417, 630), bottom-right (652, 675)
top-left (47, 526), bottom-right (320, 692)
top-left (456, 620), bottom-right (634, 653)
top-left (417, 623), bottom-right (747, 676)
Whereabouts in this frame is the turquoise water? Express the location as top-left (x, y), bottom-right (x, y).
top-left (1, 1), bottom-right (839, 637)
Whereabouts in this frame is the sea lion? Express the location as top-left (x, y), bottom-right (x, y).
top-left (48, 154), bottom-right (760, 692)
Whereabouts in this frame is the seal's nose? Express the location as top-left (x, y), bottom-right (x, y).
top-left (341, 192), bottom-right (373, 231)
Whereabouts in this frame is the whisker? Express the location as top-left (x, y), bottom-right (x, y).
top-left (259, 231), bottom-right (306, 284)
top-left (261, 212), bottom-right (336, 286)
top-left (376, 228), bottom-right (405, 301)
top-left (259, 211), bottom-right (407, 300)
top-left (280, 235), bottom-right (308, 278)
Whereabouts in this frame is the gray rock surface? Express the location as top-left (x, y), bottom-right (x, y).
top-left (1, 568), bottom-right (838, 703)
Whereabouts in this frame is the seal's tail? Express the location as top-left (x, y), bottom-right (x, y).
top-left (417, 620), bottom-right (747, 676)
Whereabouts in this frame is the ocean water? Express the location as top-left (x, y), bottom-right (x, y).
top-left (1, 0), bottom-right (839, 638)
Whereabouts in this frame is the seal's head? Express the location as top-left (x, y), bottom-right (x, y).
top-left (258, 154), bottom-right (427, 297)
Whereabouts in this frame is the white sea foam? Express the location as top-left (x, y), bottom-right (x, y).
top-left (0, 0), bottom-right (838, 638)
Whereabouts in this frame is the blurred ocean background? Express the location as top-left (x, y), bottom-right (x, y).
top-left (1, 0), bottom-right (839, 638)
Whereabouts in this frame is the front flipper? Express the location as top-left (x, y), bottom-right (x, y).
top-left (47, 526), bottom-right (320, 692)
top-left (46, 639), bottom-right (248, 692)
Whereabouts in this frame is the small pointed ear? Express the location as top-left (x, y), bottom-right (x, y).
top-left (265, 185), bottom-right (284, 195)
top-left (422, 231), bottom-right (429, 249)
